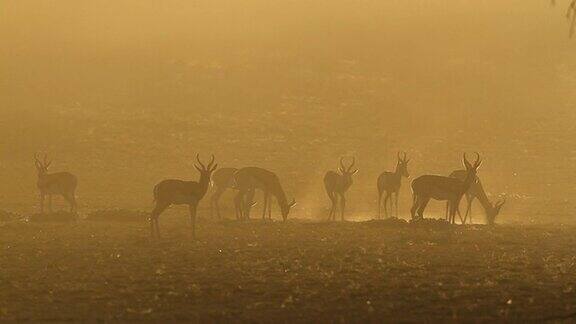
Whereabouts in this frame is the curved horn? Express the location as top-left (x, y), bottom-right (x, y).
top-left (402, 151), bottom-right (407, 161)
top-left (206, 154), bottom-right (215, 169)
top-left (339, 157), bottom-right (346, 171)
top-left (196, 153), bottom-right (206, 169)
top-left (463, 153), bottom-right (471, 169)
top-left (348, 157), bottom-right (356, 172)
top-left (474, 152), bottom-right (481, 167)
top-left (397, 151), bottom-right (401, 161)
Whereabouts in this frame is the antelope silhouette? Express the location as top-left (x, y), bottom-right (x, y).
top-left (377, 152), bottom-right (410, 219)
top-left (210, 167), bottom-right (257, 220)
top-left (324, 157), bottom-right (358, 221)
top-left (411, 153), bottom-right (482, 223)
top-left (446, 170), bottom-right (506, 225)
top-left (210, 167), bottom-right (238, 220)
top-left (150, 154), bottom-right (217, 238)
top-left (34, 154), bottom-right (78, 214)
top-left (233, 167), bottom-right (296, 221)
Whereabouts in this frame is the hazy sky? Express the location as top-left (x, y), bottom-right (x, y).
top-left (1, 1), bottom-right (573, 119)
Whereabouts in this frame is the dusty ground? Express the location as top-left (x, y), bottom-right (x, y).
top-left (2, 211), bottom-right (576, 322)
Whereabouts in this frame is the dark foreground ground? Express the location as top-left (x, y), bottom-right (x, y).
top-left (2, 211), bottom-right (576, 322)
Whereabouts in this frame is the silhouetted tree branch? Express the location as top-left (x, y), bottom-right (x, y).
top-left (568, 0), bottom-right (576, 37)
top-left (551, 0), bottom-right (576, 37)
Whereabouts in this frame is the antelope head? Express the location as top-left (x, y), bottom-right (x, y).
top-left (194, 154), bottom-right (218, 180)
top-left (338, 157), bottom-right (358, 185)
top-left (280, 198), bottom-right (297, 222)
top-left (486, 198), bottom-right (506, 225)
top-left (34, 153), bottom-right (52, 177)
top-left (462, 152), bottom-right (482, 182)
top-left (396, 151), bottom-right (410, 178)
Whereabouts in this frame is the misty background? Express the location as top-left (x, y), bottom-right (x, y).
top-left (0, 1), bottom-right (574, 222)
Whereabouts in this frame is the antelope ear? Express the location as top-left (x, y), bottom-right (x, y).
top-left (351, 169), bottom-right (359, 175)
top-left (194, 165), bottom-right (202, 173)
top-left (210, 164), bottom-right (219, 172)
top-left (338, 167), bottom-right (345, 174)
top-left (289, 199), bottom-right (297, 208)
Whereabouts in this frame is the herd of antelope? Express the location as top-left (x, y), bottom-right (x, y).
top-left (33, 152), bottom-right (505, 238)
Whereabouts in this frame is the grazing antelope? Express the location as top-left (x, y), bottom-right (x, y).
top-left (410, 153), bottom-right (482, 224)
top-left (233, 167), bottom-right (296, 221)
top-left (150, 154), bottom-right (217, 238)
top-left (377, 152), bottom-right (410, 219)
top-left (34, 154), bottom-right (78, 214)
top-left (446, 170), bottom-right (506, 225)
top-left (324, 157), bottom-right (358, 221)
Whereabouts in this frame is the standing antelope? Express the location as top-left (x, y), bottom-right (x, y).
top-left (233, 167), bottom-right (296, 221)
top-left (150, 154), bottom-right (217, 238)
top-left (324, 157), bottom-right (358, 221)
top-left (410, 153), bottom-right (482, 224)
top-left (34, 154), bottom-right (78, 214)
top-left (377, 152), bottom-right (410, 219)
top-left (446, 170), bottom-right (506, 225)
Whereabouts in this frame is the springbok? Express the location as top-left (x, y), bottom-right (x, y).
top-left (210, 167), bottom-right (238, 220)
top-left (446, 170), bottom-right (506, 225)
top-left (377, 152), bottom-right (410, 219)
top-left (233, 167), bottom-right (296, 221)
top-left (34, 154), bottom-right (78, 214)
top-left (210, 167), bottom-right (257, 220)
top-left (410, 153), bottom-right (482, 224)
top-left (150, 154), bottom-right (217, 238)
top-left (324, 157), bottom-right (358, 221)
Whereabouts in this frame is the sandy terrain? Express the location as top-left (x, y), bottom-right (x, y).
top-left (2, 212), bottom-right (576, 322)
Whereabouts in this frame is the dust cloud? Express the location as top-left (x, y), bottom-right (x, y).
top-left (0, 0), bottom-right (574, 221)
